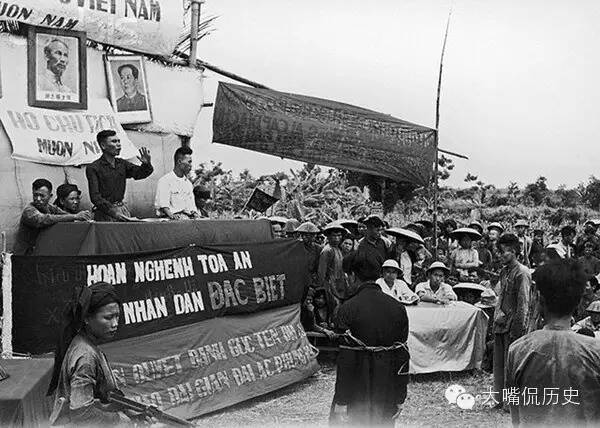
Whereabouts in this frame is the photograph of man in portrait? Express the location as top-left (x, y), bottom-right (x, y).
top-left (116, 63), bottom-right (148, 112)
top-left (36, 35), bottom-right (79, 101)
top-left (105, 55), bottom-right (152, 123)
top-left (28, 27), bottom-right (87, 109)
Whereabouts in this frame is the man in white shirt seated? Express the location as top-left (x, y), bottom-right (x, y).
top-left (415, 261), bottom-right (458, 304)
top-left (154, 147), bottom-right (199, 220)
top-left (375, 259), bottom-right (419, 303)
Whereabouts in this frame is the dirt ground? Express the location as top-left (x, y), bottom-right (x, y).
top-left (195, 357), bottom-right (511, 427)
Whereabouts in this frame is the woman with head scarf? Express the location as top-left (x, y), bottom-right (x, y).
top-left (47, 282), bottom-right (128, 426)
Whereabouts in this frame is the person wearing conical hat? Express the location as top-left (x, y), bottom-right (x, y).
top-left (318, 223), bottom-right (347, 312)
top-left (448, 228), bottom-right (481, 280)
top-left (296, 222), bottom-right (322, 291)
top-left (375, 260), bottom-right (419, 303)
top-left (572, 300), bottom-right (600, 334)
top-left (415, 262), bottom-right (457, 304)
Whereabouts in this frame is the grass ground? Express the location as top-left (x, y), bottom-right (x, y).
top-left (195, 356), bottom-right (511, 427)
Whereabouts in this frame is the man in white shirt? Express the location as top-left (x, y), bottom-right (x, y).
top-left (415, 261), bottom-right (457, 304)
top-left (154, 147), bottom-right (199, 220)
top-left (375, 259), bottom-right (419, 303)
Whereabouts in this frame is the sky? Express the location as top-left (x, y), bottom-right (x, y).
top-left (192, 0), bottom-right (600, 189)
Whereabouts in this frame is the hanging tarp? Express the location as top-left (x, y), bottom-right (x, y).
top-left (0, 0), bottom-right (183, 56)
top-left (212, 82), bottom-right (437, 186)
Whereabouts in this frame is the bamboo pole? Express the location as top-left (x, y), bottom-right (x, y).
top-left (189, 0), bottom-right (203, 68)
top-left (433, 4), bottom-right (453, 261)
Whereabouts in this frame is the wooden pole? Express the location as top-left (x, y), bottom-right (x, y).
top-left (433, 4), bottom-right (453, 261)
top-left (189, 0), bottom-right (203, 68)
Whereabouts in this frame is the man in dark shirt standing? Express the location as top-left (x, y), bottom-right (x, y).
top-left (86, 130), bottom-right (153, 221)
top-left (15, 179), bottom-right (91, 254)
top-left (330, 252), bottom-right (409, 426)
top-left (354, 215), bottom-right (391, 280)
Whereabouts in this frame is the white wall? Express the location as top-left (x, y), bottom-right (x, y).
top-left (0, 33), bottom-right (203, 250)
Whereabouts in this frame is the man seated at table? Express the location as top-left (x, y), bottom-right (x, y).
top-left (54, 183), bottom-right (83, 214)
top-left (15, 179), bottom-right (91, 255)
top-left (155, 146), bottom-right (199, 220)
top-left (453, 282), bottom-right (487, 305)
top-left (415, 261), bottom-right (458, 304)
top-left (375, 259), bottom-right (419, 303)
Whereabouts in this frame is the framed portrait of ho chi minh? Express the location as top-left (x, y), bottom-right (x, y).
top-left (27, 27), bottom-right (87, 110)
top-left (104, 55), bottom-right (153, 124)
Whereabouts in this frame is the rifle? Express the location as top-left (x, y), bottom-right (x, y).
top-left (107, 391), bottom-right (193, 427)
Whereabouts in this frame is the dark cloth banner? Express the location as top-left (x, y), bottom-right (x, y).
top-left (30, 219), bottom-right (274, 256)
top-left (11, 240), bottom-right (309, 354)
top-left (245, 187), bottom-right (279, 212)
top-left (101, 305), bottom-right (319, 419)
top-left (212, 82), bottom-right (437, 186)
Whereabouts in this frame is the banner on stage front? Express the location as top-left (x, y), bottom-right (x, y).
top-left (102, 305), bottom-right (319, 419)
top-left (0, 0), bottom-right (183, 55)
top-left (0, 98), bottom-right (139, 166)
top-left (11, 240), bottom-right (309, 354)
top-left (212, 82), bottom-right (438, 186)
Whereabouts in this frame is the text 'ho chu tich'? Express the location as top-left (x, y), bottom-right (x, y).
top-left (85, 251), bottom-right (288, 325)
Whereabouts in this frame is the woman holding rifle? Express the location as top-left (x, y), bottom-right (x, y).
top-left (47, 282), bottom-right (131, 426)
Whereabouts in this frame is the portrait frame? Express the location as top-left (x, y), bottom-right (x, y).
top-left (104, 54), bottom-right (153, 124)
top-left (27, 26), bottom-right (87, 110)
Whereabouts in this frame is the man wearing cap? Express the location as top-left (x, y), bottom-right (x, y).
top-left (269, 217), bottom-right (287, 239)
top-left (506, 260), bottom-right (600, 426)
top-left (330, 252), bottom-right (409, 426)
top-left (514, 220), bottom-right (532, 268)
top-left (296, 222), bottom-right (322, 292)
top-left (492, 233), bottom-right (531, 408)
top-left (415, 262), bottom-right (457, 304)
top-left (318, 223), bottom-right (346, 310)
top-left (575, 220), bottom-right (600, 258)
top-left (353, 215), bottom-right (392, 281)
top-left (54, 183), bottom-right (83, 214)
top-left (376, 260), bottom-right (419, 303)
top-left (556, 225), bottom-right (576, 259)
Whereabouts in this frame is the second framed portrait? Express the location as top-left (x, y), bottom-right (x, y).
top-left (27, 27), bottom-right (87, 109)
top-left (104, 55), bottom-right (152, 124)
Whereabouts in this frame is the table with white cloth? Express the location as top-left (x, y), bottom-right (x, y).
top-left (406, 301), bottom-right (488, 374)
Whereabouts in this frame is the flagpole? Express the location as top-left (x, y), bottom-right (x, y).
top-left (433, 3), bottom-right (453, 261)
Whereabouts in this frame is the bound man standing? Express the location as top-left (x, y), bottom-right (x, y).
top-left (86, 130), bottom-right (153, 221)
top-left (155, 147), bottom-right (199, 220)
top-left (492, 233), bottom-right (531, 408)
top-left (15, 179), bottom-right (91, 254)
top-left (331, 252), bottom-right (409, 426)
